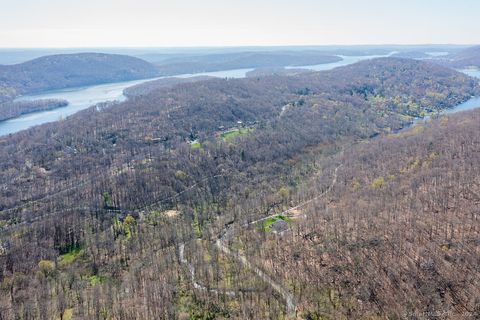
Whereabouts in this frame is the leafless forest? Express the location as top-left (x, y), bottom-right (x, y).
top-left (0, 57), bottom-right (479, 319)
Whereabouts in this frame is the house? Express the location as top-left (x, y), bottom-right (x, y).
top-left (270, 219), bottom-right (289, 234)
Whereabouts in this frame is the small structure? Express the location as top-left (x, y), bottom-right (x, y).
top-left (270, 219), bottom-right (289, 234)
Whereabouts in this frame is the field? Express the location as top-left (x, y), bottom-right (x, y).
top-left (221, 128), bottom-right (254, 141)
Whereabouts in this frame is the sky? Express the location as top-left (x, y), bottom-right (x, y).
top-left (0, 0), bottom-right (479, 48)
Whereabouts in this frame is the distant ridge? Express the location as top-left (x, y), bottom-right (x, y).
top-left (0, 53), bottom-right (158, 102)
top-left (441, 45), bottom-right (480, 68)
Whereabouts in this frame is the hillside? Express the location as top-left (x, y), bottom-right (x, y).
top-left (391, 51), bottom-right (430, 59)
top-left (0, 53), bottom-right (159, 101)
top-left (246, 67), bottom-right (313, 78)
top-left (0, 99), bottom-right (68, 121)
top-left (123, 76), bottom-right (215, 98)
top-left (442, 45), bottom-right (480, 68)
top-left (155, 51), bottom-right (342, 75)
top-left (0, 58), bottom-right (478, 319)
top-left (235, 108), bottom-right (480, 318)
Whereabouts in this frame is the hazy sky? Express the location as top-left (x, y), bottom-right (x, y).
top-left (1, 0), bottom-right (479, 47)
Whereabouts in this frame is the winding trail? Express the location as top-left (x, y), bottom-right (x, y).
top-left (179, 243), bottom-right (236, 296)
top-left (215, 238), bottom-right (296, 313)
top-left (179, 164), bottom-right (342, 316)
top-left (246, 164), bottom-right (342, 226)
top-left (2, 148), bottom-right (341, 315)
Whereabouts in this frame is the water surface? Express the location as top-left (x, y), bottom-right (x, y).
top-left (0, 68), bottom-right (253, 136)
top-left (1, 55), bottom-right (478, 136)
top-left (287, 53), bottom-right (394, 71)
top-left (176, 68), bottom-right (254, 79)
top-left (460, 68), bottom-right (480, 79)
top-left (445, 96), bottom-right (480, 114)
top-left (0, 78), bottom-right (161, 136)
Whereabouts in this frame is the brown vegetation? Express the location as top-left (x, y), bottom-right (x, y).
top-left (0, 58), bottom-right (479, 319)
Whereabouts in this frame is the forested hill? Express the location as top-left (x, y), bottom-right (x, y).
top-left (441, 45), bottom-right (480, 68)
top-left (0, 58), bottom-right (479, 319)
top-left (236, 108), bottom-right (480, 318)
top-left (317, 57), bottom-right (477, 114)
top-left (123, 76), bottom-right (215, 98)
top-left (154, 51), bottom-right (342, 75)
top-left (0, 58), bottom-right (478, 212)
top-left (0, 53), bottom-right (158, 102)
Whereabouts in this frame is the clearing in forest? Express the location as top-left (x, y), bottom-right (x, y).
top-left (221, 128), bottom-right (254, 141)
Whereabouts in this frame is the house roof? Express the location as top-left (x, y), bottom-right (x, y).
top-left (271, 219), bottom-right (289, 233)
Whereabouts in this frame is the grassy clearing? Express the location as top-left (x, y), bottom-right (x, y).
top-left (221, 128), bottom-right (253, 141)
top-left (58, 246), bottom-right (83, 265)
top-left (190, 141), bottom-right (201, 149)
top-left (260, 215), bottom-right (292, 232)
top-left (262, 217), bottom-right (278, 230)
top-left (277, 215), bottom-right (292, 222)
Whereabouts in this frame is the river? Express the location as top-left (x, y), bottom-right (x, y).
top-left (460, 67), bottom-right (480, 79)
top-left (0, 68), bottom-right (255, 136)
top-left (0, 54), bottom-right (394, 136)
top-left (286, 53), bottom-right (393, 71)
top-left (0, 57), bottom-right (479, 136)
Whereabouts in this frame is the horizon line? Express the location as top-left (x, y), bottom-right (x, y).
top-left (0, 43), bottom-right (478, 50)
